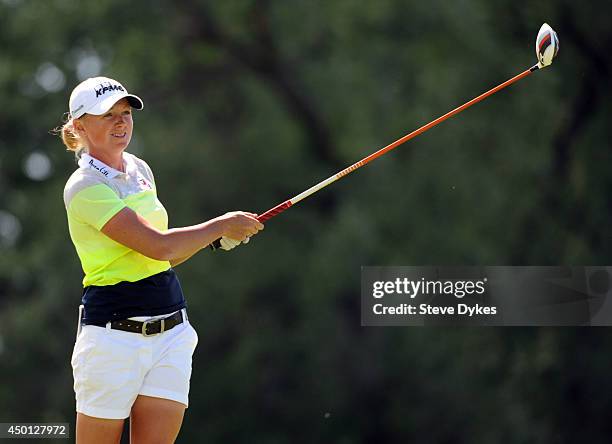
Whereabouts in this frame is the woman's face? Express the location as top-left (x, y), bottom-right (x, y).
top-left (76, 98), bottom-right (133, 154)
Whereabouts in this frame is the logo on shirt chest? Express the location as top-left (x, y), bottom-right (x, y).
top-left (137, 175), bottom-right (153, 191)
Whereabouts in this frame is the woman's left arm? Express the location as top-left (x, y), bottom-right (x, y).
top-left (170, 253), bottom-right (196, 268)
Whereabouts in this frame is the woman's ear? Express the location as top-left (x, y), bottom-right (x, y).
top-left (73, 118), bottom-right (86, 136)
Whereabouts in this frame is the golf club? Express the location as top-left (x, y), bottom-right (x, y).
top-left (211, 23), bottom-right (559, 250)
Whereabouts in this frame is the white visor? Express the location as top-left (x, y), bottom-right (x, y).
top-left (69, 76), bottom-right (144, 119)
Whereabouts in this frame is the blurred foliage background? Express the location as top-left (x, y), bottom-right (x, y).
top-left (1, 0), bottom-right (612, 442)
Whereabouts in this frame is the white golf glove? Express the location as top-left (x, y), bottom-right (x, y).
top-left (219, 236), bottom-right (250, 251)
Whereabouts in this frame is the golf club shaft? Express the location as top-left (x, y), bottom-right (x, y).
top-left (212, 64), bottom-right (539, 249)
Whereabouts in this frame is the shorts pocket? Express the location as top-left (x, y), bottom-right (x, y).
top-left (71, 326), bottom-right (104, 375)
top-left (73, 328), bottom-right (143, 398)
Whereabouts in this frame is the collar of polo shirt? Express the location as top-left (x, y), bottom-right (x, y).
top-left (78, 152), bottom-right (135, 179)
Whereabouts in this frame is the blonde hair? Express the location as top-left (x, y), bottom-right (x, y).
top-left (54, 114), bottom-right (87, 155)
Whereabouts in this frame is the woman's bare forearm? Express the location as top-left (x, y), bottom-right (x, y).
top-left (101, 208), bottom-right (262, 261)
top-left (160, 220), bottom-right (226, 260)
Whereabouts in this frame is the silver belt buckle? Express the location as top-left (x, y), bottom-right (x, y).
top-left (141, 319), bottom-right (165, 337)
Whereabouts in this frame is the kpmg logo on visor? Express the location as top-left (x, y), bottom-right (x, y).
top-left (94, 82), bottom-right (125, 98)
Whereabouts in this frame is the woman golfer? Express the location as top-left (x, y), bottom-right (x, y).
top-left (61, 76), bottom-right (263, 443)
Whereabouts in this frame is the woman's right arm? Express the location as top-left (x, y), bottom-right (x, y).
top-left (101, 207), bottom-right (263, 261)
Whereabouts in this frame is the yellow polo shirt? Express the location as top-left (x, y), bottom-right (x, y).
top-left (64, 152), bottom-right (170, 287)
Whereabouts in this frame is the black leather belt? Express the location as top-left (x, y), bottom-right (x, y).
top-left (88, 310), bottom-right (184, 336)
